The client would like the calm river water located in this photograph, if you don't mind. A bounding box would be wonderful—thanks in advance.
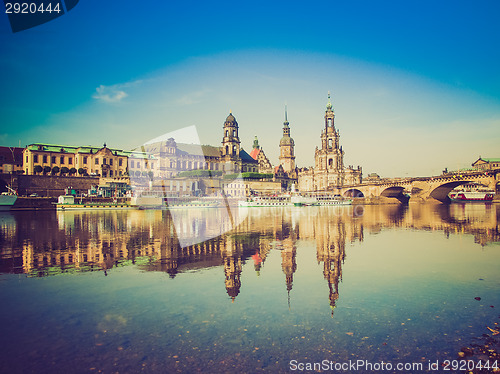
[0,203,499,373]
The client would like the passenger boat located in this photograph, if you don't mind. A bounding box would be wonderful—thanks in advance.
[449,191,494,202]
[238,196,294,207]
[164,197,221,209]
[238,194,352,207]
[314,195,353,206]
[0,186,18,211]
[56,195,135,210]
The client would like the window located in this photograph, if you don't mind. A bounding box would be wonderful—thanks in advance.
[83,156,88,164]
[119,159,122,166]
[110,159,113,166]
[34,155,38,162]
[130,160,134,168]
[51,156,56,163]
[43,155,47,163]
[60,156,64,164]
[69,158,73,164]
[25,156,28,163]
[95,158,99,165]
[103,158,106,165]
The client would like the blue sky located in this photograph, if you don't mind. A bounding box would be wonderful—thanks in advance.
[1,0,499,177]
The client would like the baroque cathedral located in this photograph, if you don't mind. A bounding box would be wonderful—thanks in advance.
[297,93,362,192]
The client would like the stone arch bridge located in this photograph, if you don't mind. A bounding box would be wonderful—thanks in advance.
[337,171,499,204]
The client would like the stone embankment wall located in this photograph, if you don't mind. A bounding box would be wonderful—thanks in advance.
[15,175,100,197]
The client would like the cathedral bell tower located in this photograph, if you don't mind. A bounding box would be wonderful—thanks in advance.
[279,106,295,174]
[316,92,344,173]
[221,111,241,161]
[322,92,340,151]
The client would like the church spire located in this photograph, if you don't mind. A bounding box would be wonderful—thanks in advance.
[253,135,260,149]
[326,91,333,110]
[283,105,290,136]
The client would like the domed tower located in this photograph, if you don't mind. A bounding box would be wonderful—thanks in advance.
[221,111,240,161]
[279,106,296,174]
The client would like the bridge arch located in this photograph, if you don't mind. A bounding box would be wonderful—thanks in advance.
[380,186,406,198]
[428,181,484,203]
[344,188,364,198]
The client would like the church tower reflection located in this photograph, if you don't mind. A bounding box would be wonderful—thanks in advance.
[280,237,297,309]
[313,210,347,316]
[221,236,243,302]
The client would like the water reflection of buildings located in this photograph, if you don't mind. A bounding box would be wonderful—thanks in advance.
[0,204,499,310]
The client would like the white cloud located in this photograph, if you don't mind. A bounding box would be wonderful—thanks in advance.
[92,84,128,103]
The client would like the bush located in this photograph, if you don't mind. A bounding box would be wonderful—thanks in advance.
[60,167,70,175]
[34,165,43,174]
[177,170,223,178]
[78,168,85,175]
[43,166,51,175]
[51,166,60,175]
[69,167,77,175]
[223,172,273,180]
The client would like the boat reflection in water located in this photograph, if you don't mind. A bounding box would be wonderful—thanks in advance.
[0,203,499,373]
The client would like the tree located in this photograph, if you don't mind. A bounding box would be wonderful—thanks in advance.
[78,168,85,176]
[69,167,77,176]
[134,170,141,177]
[147,171,154,180]
[43,166,51,175]
[34,165,43,174]
[51,166,60,175]
[60,167,70,175]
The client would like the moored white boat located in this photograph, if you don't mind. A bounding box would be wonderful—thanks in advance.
[449,191,494,202]
[314,195,353,206]
[56,195,135,210]
[0,193,17,211]
[0,186,18,211]
[238,196,294,207]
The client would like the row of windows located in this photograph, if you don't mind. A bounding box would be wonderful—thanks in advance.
[97,157,123,166]
[129,160,154,169]
[30,154,124,167]
[32,154,74,165]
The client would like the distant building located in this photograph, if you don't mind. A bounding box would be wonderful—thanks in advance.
[143,112,259,180]
[364,173,381,182]
[472,157,500,171]
[23,143,151,178]
[298,93,362,192]
[249,136,273,174]
[0,146,24,174]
